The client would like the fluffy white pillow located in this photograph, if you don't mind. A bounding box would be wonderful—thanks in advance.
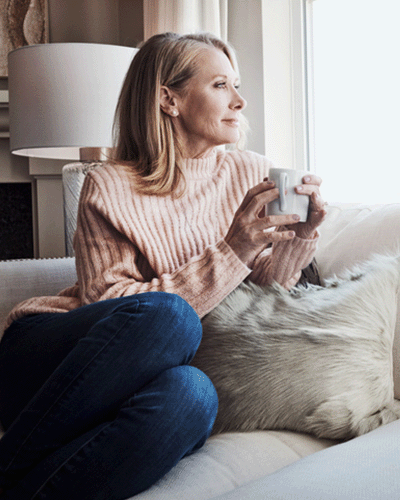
[193,254,400,440]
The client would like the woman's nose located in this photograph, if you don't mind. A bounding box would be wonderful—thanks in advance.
[231,89,247,111]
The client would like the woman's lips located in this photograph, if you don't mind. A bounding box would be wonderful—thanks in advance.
[223,119,240,127]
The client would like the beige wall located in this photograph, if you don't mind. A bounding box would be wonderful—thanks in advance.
[48,0,143,47]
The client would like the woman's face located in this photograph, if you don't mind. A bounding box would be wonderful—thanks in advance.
[171,47,247,158]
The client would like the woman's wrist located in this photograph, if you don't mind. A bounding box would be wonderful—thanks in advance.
[294,228,319,240]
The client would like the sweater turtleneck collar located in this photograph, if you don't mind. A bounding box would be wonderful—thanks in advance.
[182,149,221,180]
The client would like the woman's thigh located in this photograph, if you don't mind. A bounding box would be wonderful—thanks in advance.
[0,299,133,429]
[0,292,201,429]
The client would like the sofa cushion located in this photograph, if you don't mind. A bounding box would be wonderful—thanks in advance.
[316,203,400,399]
[316,203,400,280]
[132,430,336,500]
[211,419,400,500]
[0,258,77,334]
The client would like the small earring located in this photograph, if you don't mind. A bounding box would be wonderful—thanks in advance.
[171,110,178,116]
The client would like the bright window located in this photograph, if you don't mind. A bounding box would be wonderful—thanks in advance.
[312,0,400,204]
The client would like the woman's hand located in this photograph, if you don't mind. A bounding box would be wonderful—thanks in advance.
[224,180,301,268]
[285,174,327,239]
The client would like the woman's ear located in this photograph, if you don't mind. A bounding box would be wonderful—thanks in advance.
[159,86,179,117]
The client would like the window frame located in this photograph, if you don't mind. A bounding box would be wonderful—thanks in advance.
[260,0,315,172]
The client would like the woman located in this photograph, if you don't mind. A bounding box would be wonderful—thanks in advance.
[0,32,325,499]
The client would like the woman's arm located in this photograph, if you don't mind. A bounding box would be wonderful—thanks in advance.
[74,173,251,318]
[220,158,326,289]
[222,168,324,289]
[244,167,326,288]
[249,232,319,288]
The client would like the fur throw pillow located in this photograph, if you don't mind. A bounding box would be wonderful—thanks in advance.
[192,254,400,440]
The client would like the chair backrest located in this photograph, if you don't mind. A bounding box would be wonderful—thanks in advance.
[62,162,102,256]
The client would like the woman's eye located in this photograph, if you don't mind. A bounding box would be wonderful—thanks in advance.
[214,82,240,90]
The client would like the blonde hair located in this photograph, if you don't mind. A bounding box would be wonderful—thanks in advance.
[112,32,245,196]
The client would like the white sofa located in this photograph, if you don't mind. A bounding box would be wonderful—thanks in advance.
[2,202,400,499]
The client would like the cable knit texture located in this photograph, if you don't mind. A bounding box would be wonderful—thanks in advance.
[4,150,318,331]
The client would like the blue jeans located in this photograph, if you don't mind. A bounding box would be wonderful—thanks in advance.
[0,292,218,499]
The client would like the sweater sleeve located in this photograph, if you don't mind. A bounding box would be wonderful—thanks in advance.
[249,231,319,289]
[74,174,251,318]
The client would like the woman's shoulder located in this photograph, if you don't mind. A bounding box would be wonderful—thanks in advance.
[84,161,131,181]
[82,162,137,194]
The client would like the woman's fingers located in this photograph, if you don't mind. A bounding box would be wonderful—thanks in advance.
[308,192,327,223]
[254,213,301,230]
[239,180,277,215]
[309,191,326,211]
[285,191,327,239]
[301,174,323,187]
[295,175,326,216]
[295,183,320,199]
[225,178,314,267]
[295,174,323,201]
[259,227,296,243]
[296,185,325,212]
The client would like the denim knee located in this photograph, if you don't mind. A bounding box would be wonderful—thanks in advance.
[164,365,218,444]
[117,292,202,360]
[143,292,201,336]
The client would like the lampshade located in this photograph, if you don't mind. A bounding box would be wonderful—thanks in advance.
[8,43,138,160]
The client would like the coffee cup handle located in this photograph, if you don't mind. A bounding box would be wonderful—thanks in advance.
[279,172,287,212]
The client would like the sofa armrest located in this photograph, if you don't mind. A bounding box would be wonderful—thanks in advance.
[0,257,77,333]
[316,203,400,281]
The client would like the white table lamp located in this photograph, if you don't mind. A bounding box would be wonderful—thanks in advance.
[8,43,138,255]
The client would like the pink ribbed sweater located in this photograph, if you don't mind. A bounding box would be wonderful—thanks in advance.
[5,150,318,331]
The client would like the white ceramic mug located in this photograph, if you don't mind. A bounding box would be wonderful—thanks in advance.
[266,168,310,222]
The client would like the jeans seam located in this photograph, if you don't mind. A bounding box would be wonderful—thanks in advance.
[31,422,112,500]
[4,311,136,474]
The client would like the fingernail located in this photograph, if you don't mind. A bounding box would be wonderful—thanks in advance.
[267,180,275,186]
[296,186,303,192]
[304,176,311,182]
[292,214,300,221]
[289,231,295,238]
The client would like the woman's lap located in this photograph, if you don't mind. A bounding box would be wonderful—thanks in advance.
[0,292,217,498]
[3,366,217,500]
[0,292,201,429]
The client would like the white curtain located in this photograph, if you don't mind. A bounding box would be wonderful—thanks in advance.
[143,0,227,41]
